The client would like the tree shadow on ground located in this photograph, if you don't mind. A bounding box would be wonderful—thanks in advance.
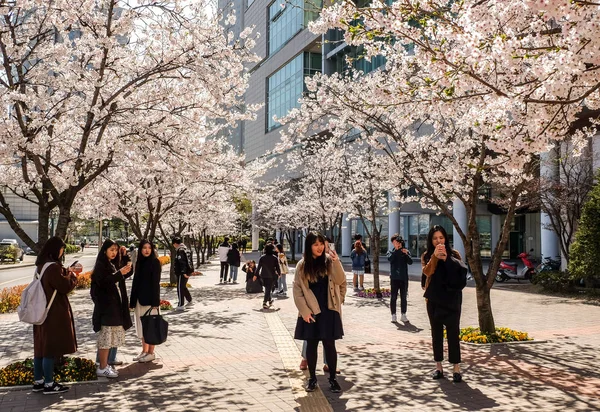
[393,321,424,333]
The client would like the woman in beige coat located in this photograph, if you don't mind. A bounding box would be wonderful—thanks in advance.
[293,231,346,394]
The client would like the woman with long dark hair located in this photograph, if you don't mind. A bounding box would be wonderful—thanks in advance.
[293,231,346,393]
[421,225,467,383]
[129,240,162,363]
[32,236,78,395]
[91,239,133,378]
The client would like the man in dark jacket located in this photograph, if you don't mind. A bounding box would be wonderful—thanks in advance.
[255,244,281,309]
[387,234,413,323]
[172,237,194,311]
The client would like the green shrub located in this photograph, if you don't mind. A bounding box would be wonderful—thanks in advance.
[569,173,600,287]
[0,244,19,262]
[531,270,574,292]
[65,244,80,254]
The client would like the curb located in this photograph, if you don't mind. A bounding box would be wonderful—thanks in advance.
[0,263,35,272]
[0,377,108,392]
[461,339,549,347]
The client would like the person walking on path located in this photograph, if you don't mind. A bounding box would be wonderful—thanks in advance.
[172,236,194,310]
[91,239,133,379]
[129,240,161,363]
[293,231,345,394]
[276,243,289,296]
[32,237,79,395]
[388,234,413,323]
[350,240,367,291]
[421,225,467,383]
[254,243,281,309]
[218,237,231,283]
[227,242,242,283]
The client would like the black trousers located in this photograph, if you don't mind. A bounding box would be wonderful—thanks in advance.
[426,300,461,364]
[177,274,192,307]
[306,339,337,380]
[390,279,408,315]
[220,262,229,281]
[263,278,274,304]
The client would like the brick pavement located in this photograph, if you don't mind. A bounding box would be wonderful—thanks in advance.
[1,256,600,411]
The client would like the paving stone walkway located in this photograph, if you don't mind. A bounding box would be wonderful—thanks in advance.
[1,255,600,411]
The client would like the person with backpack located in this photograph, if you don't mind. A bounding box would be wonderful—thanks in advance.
[226,242,242,283]
[218,237,231,283]
[129,240,161,363]
[254,244,281,309]
[91,239,133,379]
[172,236,194,310]
[31,236,78,395]
[421,225,467,383]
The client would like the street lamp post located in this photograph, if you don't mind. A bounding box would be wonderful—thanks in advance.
[49,209,58,237]
[123,221,129,243]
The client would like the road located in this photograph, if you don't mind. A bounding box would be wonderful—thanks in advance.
[0,248,99,289]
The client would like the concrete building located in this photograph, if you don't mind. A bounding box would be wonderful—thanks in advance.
[0,190,39,246]
[220,0,599,262]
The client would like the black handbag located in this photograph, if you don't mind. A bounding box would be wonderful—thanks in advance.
[364,255,371,274]
[141,308,169,345]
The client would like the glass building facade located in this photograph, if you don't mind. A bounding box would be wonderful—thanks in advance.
[266,51,321,132]
[268,0,322,56]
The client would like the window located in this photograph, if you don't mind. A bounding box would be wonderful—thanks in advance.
[268,0,323,56]
[266,52,321,132]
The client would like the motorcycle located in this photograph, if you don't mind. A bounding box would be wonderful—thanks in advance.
[496,251,536,283]
[536,256,561,273]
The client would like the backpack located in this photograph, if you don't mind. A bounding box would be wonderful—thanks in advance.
[17,262,57,325]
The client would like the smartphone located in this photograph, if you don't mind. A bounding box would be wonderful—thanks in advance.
[328,243,335,253]
[69,260,79,267]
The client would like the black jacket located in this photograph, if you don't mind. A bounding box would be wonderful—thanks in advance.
[256,254,281,279]
[174,245,193,276]
[91,260,133,332]
[387,248,413,281]
[423,256,467,311]
[227,248,241,267]
[129,257,161,308]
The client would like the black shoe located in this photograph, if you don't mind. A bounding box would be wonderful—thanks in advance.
[305,378,318,392]
[452,372,462,383]
[432,370,444,380]
[263,303,269,309]
[269,300,274,306]
[32,382,44,392]
[328,378,342,393]
[43,382,69,395]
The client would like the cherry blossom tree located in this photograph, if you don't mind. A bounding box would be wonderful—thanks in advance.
[0,0,259,252]
[279,0,599,332]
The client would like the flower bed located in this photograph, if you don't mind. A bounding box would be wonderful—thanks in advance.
[0,284,27,314]
[75,271,92,289]
[160,282,191,288]
[0,357,96,387]
[459,326,532,344]
[355,288,391,298]
[160,299,173,310]
[158,256,170,266]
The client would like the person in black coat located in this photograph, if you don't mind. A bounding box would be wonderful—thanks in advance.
[387,234,413,323]
[129,240,162,363]
[91,239,133,378]
[226,242,242,283]
[421,225,467,383]
[243,260,262,293]
[172,236,194,309]
[255,244,281,309]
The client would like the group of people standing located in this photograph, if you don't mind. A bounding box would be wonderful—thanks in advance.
[30,236,164,394]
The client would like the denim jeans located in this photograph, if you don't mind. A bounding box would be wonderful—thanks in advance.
[96,347,118,364]
[278,274,287,292]
[230,265,239,282]
[33,357,54,383]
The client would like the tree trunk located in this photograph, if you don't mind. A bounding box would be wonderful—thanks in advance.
[475,284,495,333]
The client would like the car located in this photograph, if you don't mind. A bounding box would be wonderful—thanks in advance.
[25,247,37,256]
[0,239,25,262]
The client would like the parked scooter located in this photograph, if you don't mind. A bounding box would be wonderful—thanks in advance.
[496,250,536,282]
[536,256,561,273]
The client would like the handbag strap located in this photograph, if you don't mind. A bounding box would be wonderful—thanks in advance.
[143,307,160,316]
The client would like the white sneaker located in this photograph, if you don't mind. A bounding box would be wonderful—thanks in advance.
[139,353,156,363]
[391,314,397,322]
[174,305,185,311]
[186,301,194,307]
[97,367,118,378]
[401,313,409,323]
[109,365,119,376]
[133,352,147,361]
